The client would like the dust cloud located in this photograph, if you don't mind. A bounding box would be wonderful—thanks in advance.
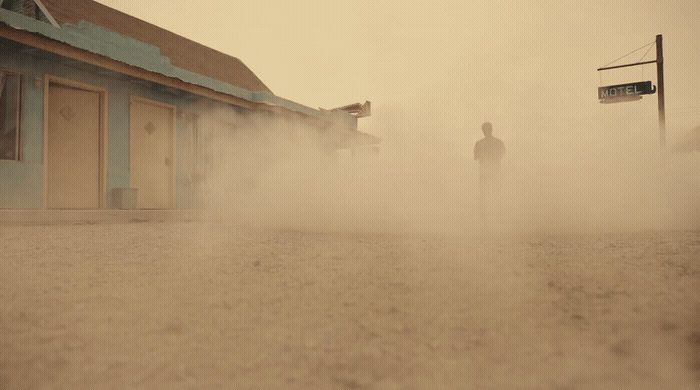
[195,101,698,236]
[198,106,401,234]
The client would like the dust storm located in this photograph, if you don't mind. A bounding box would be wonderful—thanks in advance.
[195,100,698,236]
[1,0,699,389]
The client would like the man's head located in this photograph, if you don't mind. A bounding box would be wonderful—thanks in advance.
[481,122,493,136]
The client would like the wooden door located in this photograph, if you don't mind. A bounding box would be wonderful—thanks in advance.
[130,96,175,209]
[47,83,101,209]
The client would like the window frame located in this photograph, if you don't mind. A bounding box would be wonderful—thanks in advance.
[0,68,23,162]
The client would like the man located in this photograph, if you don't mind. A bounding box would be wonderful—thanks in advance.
[474,122,505,226]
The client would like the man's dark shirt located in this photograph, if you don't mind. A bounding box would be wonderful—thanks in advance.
[474,136,505,184]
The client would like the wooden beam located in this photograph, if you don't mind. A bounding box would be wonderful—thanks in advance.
[597,60,656,71]
[32,0,60,28]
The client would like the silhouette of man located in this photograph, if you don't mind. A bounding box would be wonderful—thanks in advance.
[474,122,505,227]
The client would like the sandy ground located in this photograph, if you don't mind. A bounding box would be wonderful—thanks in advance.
[0,221,698,390]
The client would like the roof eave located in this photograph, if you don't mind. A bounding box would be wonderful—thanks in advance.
[0,9,355,127]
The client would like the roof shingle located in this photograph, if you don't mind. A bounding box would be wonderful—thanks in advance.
[40,0,272,93]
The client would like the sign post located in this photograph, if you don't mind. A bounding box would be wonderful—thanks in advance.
[597,35,666,149]
[656,34,666,149]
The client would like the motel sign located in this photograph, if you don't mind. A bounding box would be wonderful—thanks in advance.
[598,81,656,102]
[597,35,666,148]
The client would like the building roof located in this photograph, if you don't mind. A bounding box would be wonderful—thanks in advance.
[40,0,272,94]
[0,1,359,130]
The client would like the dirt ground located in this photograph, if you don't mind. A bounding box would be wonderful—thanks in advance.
[0,221,698,390]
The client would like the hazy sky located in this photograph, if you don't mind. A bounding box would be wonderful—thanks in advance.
[93,0,698,143]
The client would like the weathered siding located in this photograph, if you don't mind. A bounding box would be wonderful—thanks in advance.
[0,41,215,209]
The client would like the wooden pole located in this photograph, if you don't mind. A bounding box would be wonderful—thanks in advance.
[656,34,666,149]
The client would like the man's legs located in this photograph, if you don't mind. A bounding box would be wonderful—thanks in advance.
[479,174,492,233]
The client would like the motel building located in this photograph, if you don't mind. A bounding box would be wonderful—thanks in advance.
[0,0,373,216]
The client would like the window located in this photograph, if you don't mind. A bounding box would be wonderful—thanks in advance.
[0,69,21,161]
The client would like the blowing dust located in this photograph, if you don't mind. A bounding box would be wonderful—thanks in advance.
[198,103,698,236]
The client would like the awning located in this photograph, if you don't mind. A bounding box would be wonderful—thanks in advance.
[0,8,355,126]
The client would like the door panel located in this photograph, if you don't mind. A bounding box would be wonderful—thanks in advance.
[130,97,174,209]
[47,84,101,209]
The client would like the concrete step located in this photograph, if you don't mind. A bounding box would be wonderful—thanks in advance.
[0,209,204,225]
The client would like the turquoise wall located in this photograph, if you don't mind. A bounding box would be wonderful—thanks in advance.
[0,43,43,209]
[0,42,210,209]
